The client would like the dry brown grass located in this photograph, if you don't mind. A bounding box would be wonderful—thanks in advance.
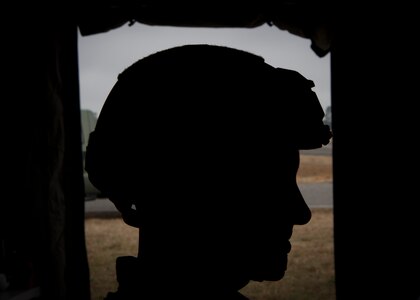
[85,154,335,300]
[239,208,335,300]
[85,218,138,298]
[297,155,332,183]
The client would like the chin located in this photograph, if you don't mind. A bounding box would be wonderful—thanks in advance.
[251,265,288,282]
[268,271,286,281]
[250,253,289,282]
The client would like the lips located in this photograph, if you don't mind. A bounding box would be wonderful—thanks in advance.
[285,240,292,253]
[246,238,292,282]
[250,254,289,282]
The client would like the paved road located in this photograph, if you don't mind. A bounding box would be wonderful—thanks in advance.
[85,198,119,217]
[300,143,332,156]
[85,144,333,216]
[85,182,332,217]
[298,182,332,208]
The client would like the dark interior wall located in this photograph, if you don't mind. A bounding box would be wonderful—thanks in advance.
[2,9,90,300]
[2,4,419,300]
[59,20,92,300]
[331,6,420,299]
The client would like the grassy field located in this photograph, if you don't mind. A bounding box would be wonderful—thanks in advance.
[240,208,335,300]
[85,154,335,299]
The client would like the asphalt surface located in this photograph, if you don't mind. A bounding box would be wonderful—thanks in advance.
[85,181,332,217]
[299,144,333,208]
[85,197,120,218]
[85,145,333,217]
[299,182,332,208]
[300,143,332,156]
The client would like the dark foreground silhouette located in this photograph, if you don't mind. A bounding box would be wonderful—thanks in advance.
[85,44,332,299]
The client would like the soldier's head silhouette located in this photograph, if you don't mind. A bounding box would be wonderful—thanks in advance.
[85,44,332,299]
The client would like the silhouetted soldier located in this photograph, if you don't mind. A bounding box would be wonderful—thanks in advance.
[85,44,332,300]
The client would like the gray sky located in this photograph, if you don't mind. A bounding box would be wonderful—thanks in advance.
[78,22,330,116]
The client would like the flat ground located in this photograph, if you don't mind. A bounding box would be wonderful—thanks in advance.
[85,153,335,300]
[298,154,332,183]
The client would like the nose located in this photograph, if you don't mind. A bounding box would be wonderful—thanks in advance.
[292,185,312,225]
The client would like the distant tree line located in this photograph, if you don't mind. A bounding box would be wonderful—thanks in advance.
[323,105,331,127]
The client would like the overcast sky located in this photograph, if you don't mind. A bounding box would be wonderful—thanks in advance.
[78,22,331,116]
